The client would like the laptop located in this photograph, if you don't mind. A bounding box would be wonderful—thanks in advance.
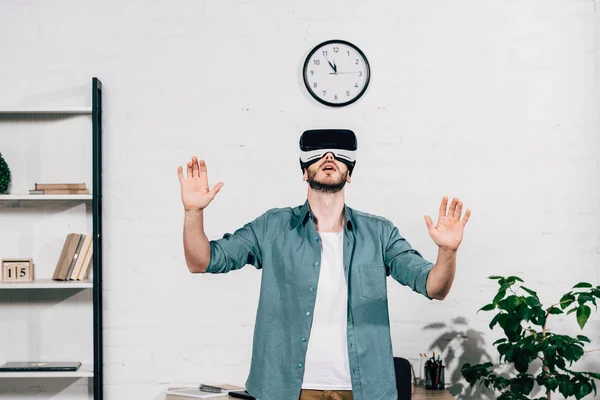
[0,361,81,371]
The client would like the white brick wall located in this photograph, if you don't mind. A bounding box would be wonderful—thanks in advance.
[0,0,598,399]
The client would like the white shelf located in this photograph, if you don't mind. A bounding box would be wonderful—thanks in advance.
[0,194,92,201]
[0,107,92,115]
[0,279,92,289]
[0,363,93,378]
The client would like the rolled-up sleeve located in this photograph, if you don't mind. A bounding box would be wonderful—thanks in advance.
[384,223,434,300]
[205,213,266,274]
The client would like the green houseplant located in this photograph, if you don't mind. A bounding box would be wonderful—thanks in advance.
[0,152,10,194]
[461,275,600,400]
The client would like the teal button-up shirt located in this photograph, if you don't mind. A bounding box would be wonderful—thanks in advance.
[205,200,434,400]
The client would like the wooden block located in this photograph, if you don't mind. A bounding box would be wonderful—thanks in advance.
[2,263,17,280]
[2,259,34,281]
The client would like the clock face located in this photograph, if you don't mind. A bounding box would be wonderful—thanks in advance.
[303,39,370,107]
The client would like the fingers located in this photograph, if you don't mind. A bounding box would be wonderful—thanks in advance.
[461,209,471,226]
[210,182,224,197]
[455,200,463,219]
[187,160,193,180]
[192,156,200,178]
[199,159,208,185]
[177,165,184,183]
[182,157,205,181]
[448,197,459,218]
[440,196,466,220]
[439,196,448,219]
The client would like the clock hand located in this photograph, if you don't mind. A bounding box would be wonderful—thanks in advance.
[327,60,336,73]
[328,71,361,75]
[333,60,337,73]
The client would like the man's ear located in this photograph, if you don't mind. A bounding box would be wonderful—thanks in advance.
[303,168,307,181]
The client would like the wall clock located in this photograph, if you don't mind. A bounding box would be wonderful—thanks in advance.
[303,39,371,107]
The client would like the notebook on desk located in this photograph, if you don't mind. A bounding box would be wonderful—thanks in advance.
[0,361,81,371]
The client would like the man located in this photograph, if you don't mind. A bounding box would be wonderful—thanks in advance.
[178,129,471,400]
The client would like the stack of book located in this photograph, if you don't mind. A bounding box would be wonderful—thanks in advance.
[52,233,93,281]
[29,183,89,195]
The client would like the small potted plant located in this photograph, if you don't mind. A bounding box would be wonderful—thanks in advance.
[0,152,10,194]
[461,275,600,399]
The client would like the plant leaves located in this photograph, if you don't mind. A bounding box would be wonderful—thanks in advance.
[572,282,592,289]
[576,305,591,329]
[587,372,600,380]
[506,275,524,283]
[488,275,504,280]
[577,293,594,305]
[479,303,495,312]
[547,306,563,315]
[576,334,590,343]
[520,286,538,298]
[489,313,502,330]
[560,293,575,310]
[493,288,507,305]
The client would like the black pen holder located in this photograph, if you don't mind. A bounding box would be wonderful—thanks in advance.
[424,364,445,390]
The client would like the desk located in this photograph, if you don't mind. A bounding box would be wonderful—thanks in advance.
[166,386,454,399]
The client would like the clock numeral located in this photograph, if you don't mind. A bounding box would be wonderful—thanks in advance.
[313,59,320,65]
[334,94,338,100]
[347,51,350,56]
[322,90,326,96]
[322,50,327,56]
[359,71,363,77]
[333,47,339,53]
[346,91,350,96]
[355,83,359,88]
[355,59,359,64]
[310,70,314,75]
[313,82,318,88]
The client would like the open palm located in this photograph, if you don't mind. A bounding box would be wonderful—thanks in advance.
[425,196,471,251]
[177,156,224,212]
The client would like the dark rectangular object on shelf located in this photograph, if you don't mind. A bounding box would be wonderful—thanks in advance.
[0,361,81,372]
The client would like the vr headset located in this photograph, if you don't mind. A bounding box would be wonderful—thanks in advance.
[299,129,357,176]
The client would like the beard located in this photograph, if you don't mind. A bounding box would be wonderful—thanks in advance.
[306,168,348,194]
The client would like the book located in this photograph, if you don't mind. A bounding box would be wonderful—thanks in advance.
[52,234,76,280]
[76,241,93,280]
[53,234,81,281]
[35,183,86,190]
[70,235,92,280]
[65,234,86,280]
[29,189,89,194]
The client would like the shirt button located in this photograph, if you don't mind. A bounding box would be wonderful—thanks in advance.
[314,261,319,266]
[315,236,319,241]
[306,312,311,317]
[301,337,307,342]
[298,363,303,369]
[309,286,315,292]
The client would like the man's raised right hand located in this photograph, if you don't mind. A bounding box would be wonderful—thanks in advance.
[177,156,224,212]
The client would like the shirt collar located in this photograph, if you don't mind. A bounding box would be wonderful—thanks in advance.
[292,199,354,231]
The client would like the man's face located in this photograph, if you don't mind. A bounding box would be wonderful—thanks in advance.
[303,154,351,193]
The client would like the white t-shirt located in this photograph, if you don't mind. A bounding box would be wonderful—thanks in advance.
[301,230,352,390]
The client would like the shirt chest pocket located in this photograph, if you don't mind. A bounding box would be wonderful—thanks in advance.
[358,265,387,300]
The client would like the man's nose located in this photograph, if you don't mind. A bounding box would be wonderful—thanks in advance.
[323,152,335,160]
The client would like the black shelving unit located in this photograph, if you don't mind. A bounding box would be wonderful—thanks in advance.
[92,76,104,400]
